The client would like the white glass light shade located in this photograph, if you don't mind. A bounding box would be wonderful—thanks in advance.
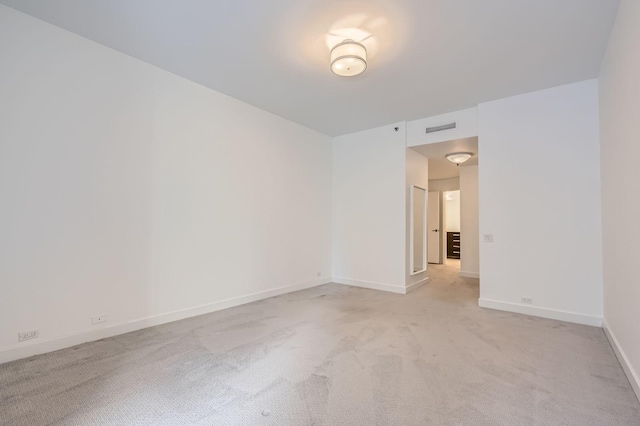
[445,152,474,164]
[330,39,367,77]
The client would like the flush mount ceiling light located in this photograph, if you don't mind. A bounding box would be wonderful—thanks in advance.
[330,39,367,77]
[445,152,474,165]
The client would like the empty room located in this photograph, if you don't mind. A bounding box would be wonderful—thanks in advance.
[1,0,639,425]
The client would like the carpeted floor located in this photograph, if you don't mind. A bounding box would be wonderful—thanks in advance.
[1,262,639,425]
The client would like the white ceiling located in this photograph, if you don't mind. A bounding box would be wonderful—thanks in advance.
[411,137,478,180]
[1,0,619,136]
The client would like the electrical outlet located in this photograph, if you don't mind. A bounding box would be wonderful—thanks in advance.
[91,315,108,325]
[18,330,39,342]
[483,234,494,243]
[521,297,534,305]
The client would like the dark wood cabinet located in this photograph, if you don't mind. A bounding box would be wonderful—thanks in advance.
[447,232,460,259]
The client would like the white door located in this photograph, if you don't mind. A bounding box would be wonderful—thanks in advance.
[427,191,441,264]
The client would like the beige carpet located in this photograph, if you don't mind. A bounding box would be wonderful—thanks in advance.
[1,263,639,425]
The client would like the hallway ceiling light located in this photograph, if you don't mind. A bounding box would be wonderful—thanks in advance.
[330,39,367,77]
[445,152,474,165]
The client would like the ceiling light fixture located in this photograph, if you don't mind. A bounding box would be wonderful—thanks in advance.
[330,39,367,77]
[445,152,474,165]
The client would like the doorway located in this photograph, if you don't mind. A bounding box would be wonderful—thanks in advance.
[409,137,479,278]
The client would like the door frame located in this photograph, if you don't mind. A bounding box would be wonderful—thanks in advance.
[410,185,428,276]
[427,191,444,264]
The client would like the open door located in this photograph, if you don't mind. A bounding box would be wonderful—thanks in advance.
[427,191,442,264]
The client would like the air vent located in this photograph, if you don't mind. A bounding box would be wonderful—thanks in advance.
[425,122,456,134]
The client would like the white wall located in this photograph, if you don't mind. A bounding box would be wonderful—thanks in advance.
[598,0,640,400]
[332,124,407,294]
[478,80,603,326]
[0,5,332,362]
[429,177,460,192]
[407,108,478,147]
[459,167,479,278]
[406,149,430,290]
[151,74,332,311]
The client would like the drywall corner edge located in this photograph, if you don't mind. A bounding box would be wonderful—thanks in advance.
[0,277,331,365]
[478,298,602,327]
[603,319,640,403]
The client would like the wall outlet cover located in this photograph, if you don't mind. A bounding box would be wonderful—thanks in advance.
[18,330,39,342]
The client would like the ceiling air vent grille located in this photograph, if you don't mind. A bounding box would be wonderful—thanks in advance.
[425,122,456,134]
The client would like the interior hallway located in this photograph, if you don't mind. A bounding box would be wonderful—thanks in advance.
[1,266,638,425]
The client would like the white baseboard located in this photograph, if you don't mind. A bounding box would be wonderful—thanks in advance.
[603,319,640,403]
[459,271,480,279]
[0,277,331,364]
[478,298,602,327]
[406,276,430,293]
[332,277,407,294]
